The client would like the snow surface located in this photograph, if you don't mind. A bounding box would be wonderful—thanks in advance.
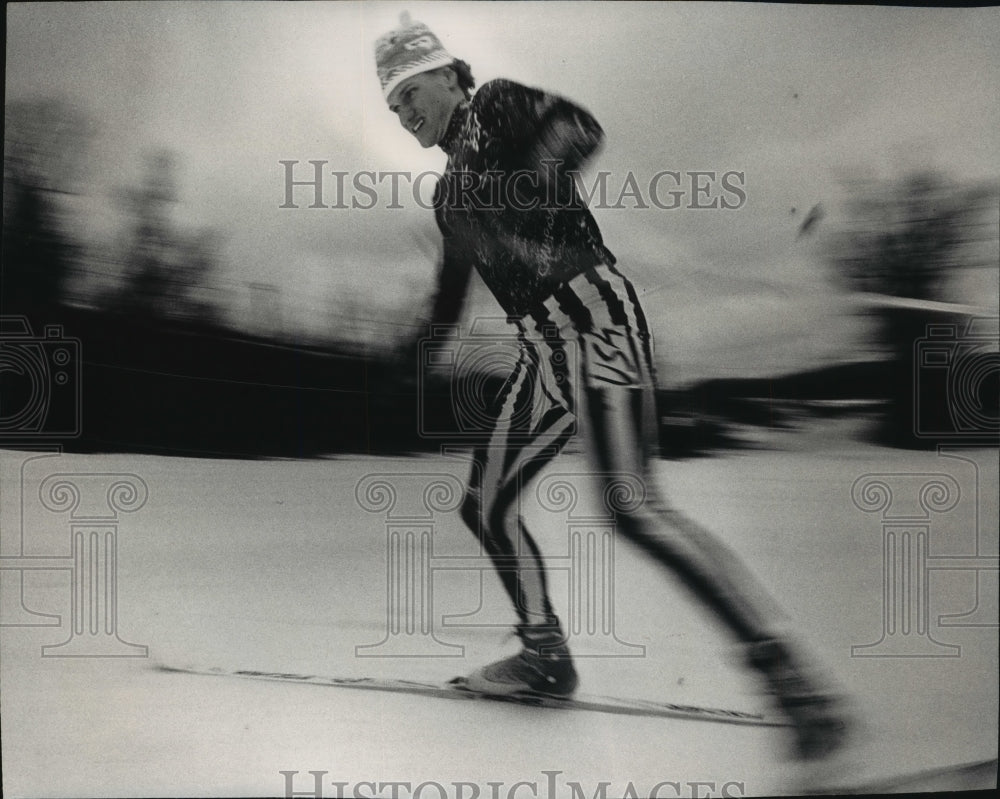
[2,422,997,797]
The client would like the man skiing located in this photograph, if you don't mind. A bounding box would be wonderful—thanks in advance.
[374,13,848,762]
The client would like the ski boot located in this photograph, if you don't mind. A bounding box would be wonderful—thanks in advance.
[457,624,578,697]
[747,637,850,762]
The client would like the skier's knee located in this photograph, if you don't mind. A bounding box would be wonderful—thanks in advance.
[487,498,519,544]
[461,489,482,533]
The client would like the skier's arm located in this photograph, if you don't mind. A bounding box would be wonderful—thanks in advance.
[477,79,605,174]
[395,239,471,372]
[529,92,605,174]
[426,236,473,330]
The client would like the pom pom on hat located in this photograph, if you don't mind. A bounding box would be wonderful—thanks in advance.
[375,12,456,101]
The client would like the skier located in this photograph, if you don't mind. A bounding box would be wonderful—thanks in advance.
[375,13,848,761]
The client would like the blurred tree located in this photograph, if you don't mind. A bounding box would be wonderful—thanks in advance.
[2,97,94,316]
[827,170,998,447]
[829,171,997,301]
[4,96,95,194]
[110,149,178,319]
[174,228,225,328]
[107,149,225,328]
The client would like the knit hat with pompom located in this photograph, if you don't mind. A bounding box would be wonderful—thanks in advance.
[375,12,455,100]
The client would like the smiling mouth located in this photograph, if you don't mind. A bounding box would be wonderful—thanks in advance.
[411,118,424,134]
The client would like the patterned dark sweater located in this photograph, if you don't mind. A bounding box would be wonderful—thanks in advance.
[430,79,616,322]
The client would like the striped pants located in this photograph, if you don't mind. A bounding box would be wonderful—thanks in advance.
[460,264,783,645]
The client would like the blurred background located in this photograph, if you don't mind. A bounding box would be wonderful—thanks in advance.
[3,1,998,458]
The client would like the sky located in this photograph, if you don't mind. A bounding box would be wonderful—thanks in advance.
[5,1,999,383]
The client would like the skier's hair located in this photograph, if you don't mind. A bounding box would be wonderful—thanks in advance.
[446,59,475,98]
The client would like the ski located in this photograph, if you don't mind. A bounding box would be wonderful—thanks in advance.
[155,663,789,728]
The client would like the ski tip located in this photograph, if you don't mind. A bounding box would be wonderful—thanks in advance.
[153,662,217,676]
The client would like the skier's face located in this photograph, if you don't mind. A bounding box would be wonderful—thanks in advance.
[388,69,461,148]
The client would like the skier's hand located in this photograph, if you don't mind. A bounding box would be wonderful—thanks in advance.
[392,318,457,378]
[392,327,424,375]
[529,115,604,177]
